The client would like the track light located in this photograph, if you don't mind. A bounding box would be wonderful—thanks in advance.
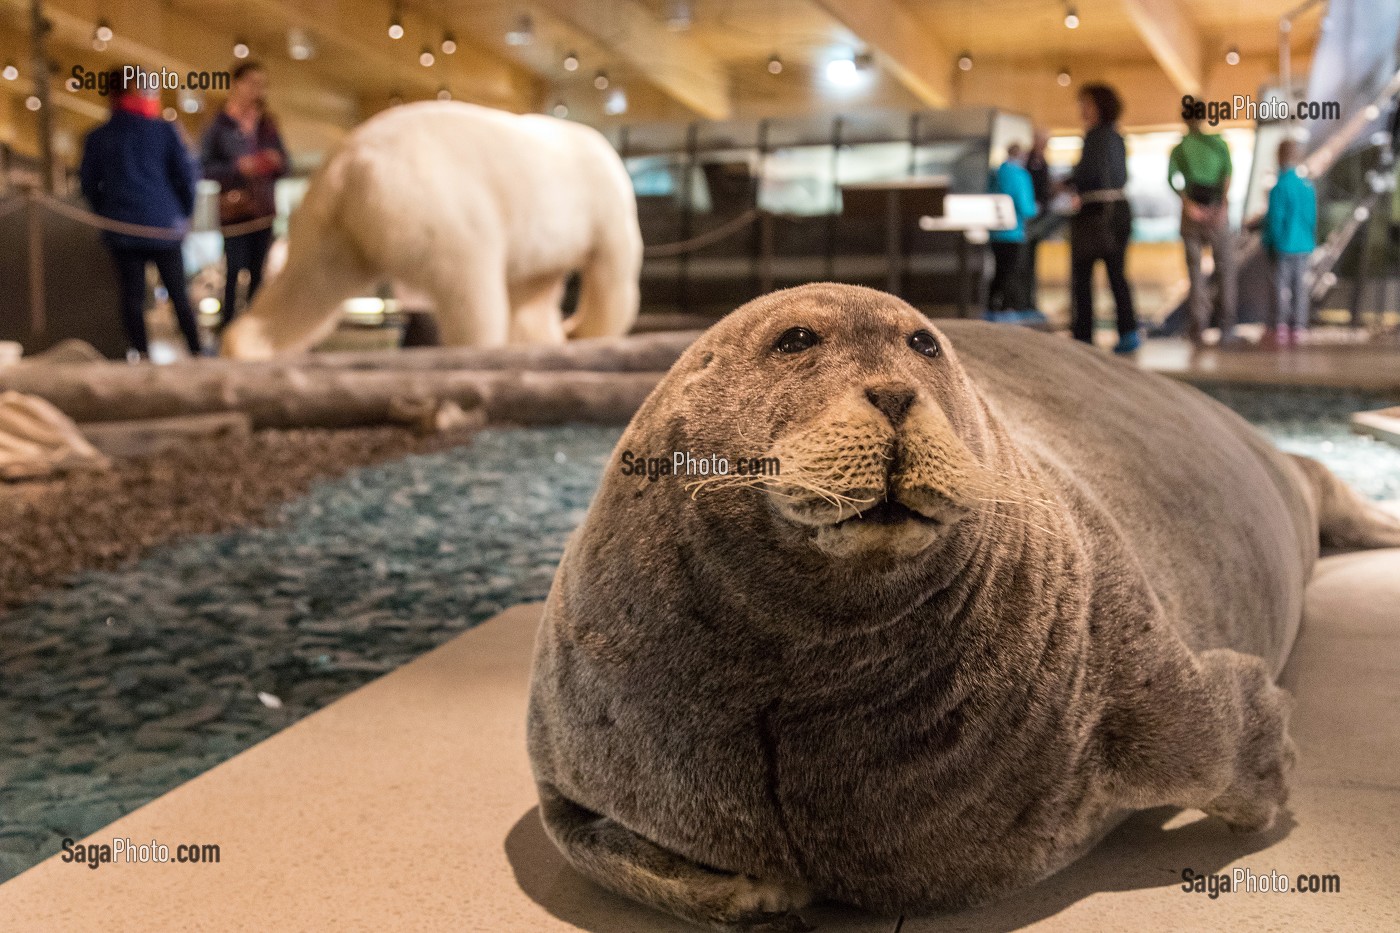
[287,28,315,61]
[388,3,404,40]
[665,0,693,32]
[437,86,452,100]
[826,55,859,87]
[506,14,534,46]
[1064,5,1079,29]
[767,54,783,75]
[1057,67,1072,87]
[25,95,41,111]
[420,47,435,67]
[233,38,250,59]
[604,88,628,115]
[552,100,569,118]
[441,32,457,55]
[94,21,113,43]
[1225,45,1241,66]
[594,69,609,90]
[563,50,580,71]
[2,63,18,82]
[957,51,973,72]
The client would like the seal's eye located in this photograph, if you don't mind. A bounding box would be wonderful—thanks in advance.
[908,330,940,358]
[773,326,821,354]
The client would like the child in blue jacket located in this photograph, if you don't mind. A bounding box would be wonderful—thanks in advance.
[1262,140,1317,347]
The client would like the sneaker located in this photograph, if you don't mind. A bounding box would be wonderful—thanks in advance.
[1113,331,1141,354]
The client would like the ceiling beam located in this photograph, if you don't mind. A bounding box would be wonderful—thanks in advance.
[532,0,731,120]
[1120,0,1204,97]
[811,0,953,108]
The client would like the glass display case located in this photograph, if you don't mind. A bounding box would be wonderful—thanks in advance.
[611,106,1026,316]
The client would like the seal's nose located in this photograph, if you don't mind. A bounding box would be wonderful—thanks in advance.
[865,385,916,427]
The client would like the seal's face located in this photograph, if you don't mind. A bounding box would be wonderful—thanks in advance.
[673,285,994,561]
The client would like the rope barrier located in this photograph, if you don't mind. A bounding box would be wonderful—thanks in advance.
[643,208,762,258]
[31,191,275,239]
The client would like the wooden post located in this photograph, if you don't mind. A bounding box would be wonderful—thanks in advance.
[28,0,55,194]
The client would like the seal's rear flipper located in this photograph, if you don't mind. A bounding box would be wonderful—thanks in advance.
[1290,454,1400,551]
[536,783,812,931]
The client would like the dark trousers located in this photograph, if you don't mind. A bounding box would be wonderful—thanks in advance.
[222,226,274,329]
[988,241,1027,312]
[110,244,201,356]
[1069,202,1137,343]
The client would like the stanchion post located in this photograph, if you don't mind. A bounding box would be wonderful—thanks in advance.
[26,190,46,338]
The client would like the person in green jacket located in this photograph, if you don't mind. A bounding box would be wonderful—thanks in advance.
[1262,139,1318,348]
[1169,118,1238,347]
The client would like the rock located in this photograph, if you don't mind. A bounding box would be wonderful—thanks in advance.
[148,700,228,731]
[132,726,185,752]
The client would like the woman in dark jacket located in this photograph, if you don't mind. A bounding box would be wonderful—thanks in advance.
[1068,83,1139,353]
[80,69,201,358]
[200,61,288,331]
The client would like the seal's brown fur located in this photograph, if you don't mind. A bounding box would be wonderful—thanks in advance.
[527,284,1400,929]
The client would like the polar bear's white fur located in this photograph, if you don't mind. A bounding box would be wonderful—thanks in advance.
[222,102,642,359]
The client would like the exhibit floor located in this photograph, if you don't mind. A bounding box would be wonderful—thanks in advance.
[2,550,1398,932]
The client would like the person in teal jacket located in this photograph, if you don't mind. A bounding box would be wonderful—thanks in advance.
[1262,140,1317,347]
[987,143,1039,314]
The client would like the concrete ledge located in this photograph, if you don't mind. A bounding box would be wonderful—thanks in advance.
[3,552,1399,931]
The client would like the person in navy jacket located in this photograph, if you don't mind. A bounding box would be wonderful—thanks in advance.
[79,68,202,358]
[200,61,288,332]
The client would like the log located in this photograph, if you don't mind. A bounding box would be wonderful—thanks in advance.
[79,412,253,459]
[0,364,663,429]
[304,329,703,372]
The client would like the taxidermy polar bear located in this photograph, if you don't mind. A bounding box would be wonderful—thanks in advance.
[221,102,642,359]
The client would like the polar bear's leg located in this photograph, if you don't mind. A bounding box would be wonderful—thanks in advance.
[509,273,568,345]
[570,227,642,339]
[221,226,375,360]
[424,252,511,348]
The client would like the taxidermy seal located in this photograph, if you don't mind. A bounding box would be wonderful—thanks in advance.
[527,283,1400,929]
[221,101,641,359]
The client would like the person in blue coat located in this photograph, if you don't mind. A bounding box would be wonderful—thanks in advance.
[987,142,1039,314]
[80,69,202,358]
[1261,139,1317,347]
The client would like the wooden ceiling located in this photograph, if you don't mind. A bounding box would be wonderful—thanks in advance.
[0,0,1322,165]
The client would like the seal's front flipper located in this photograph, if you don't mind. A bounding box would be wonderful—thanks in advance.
[538,782,813,931]
[1099,641,1295,834]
